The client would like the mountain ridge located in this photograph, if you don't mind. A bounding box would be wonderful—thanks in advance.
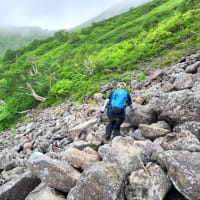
[70,0,152,31]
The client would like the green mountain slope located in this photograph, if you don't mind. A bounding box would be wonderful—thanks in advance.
[0,0,200,130]
[70,0,151,31]
[0,26,54,57]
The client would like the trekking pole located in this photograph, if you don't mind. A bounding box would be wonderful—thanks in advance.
[96,111,103,127]
[97,99,109,126]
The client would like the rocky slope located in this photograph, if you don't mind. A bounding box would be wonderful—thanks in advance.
[0,50,200,200]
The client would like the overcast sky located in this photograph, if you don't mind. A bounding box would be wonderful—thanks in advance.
[0,0,148,30]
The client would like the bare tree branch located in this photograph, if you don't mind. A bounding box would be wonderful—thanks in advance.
[32,64,38,74]
[29,64,38,77]
[26,83,46,102]
[0,99,5,105]
[83,59,94,75]
[18,110,31,114]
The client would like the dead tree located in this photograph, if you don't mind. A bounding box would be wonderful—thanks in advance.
[26,83,46,102]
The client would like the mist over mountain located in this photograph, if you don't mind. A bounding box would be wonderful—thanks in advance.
[0,26,54,57]
[0,0,152,56]
[0,26,53,36]
[71,0,152,31]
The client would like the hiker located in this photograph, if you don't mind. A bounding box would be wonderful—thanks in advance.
[100,82,137,141]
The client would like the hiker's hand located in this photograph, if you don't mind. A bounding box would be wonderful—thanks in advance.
[100,109,105,113]
[131,105,137,111]
[98,110,104,117]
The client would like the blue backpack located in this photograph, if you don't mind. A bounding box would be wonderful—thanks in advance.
[110,89,128,114]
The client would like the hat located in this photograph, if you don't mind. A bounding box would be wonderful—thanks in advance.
[117,82,127,88]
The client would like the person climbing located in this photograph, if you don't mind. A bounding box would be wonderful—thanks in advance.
[100,82,137,141]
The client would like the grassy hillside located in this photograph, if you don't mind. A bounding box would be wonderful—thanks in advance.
[0,0,200,130]
[0,26,54,57]
[70,0,151,31]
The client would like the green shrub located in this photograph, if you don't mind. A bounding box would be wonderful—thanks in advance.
[137,72,147,81]
[50,79,73,96]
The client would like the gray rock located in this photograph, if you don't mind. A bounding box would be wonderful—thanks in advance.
[154,131,200,152]
[25,183,65,200]
[140,83,163,102]
[0,171,40,200]
[27,152,80,192]
[0,167,26,186]
[135,140,164,163]
[67,162,125,200]
[0,150,21,171]
[158,150,200,200]
[60,147,99,169]
[149,90,200,126]
[98,136,143,174]
[126,104,156,128]
[99,80,118,93]
[149,69,164,81]
[66,140,91,150]
[173,121,200,140]
[67,118,97,141]
[129,128,146,140]
[153,121,171,130]
[185,61,200,73]
[25,122,36,134]
[125,163,171,200]
[173,72,195,90]
[139,123,170,140]
[192,83,200,94]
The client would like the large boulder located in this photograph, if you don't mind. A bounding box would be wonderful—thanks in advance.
[0,149,23,171]
[139,84,163,102]
[67,162,125,200]
[98,136,143,174]
[67,118,97,141]
[185,61,200,73]
[0,171,40,200]
[134,140,164,163]
[139,123,170,140]
[154,131,200,152]
[66,140,92,150]
[25,183,65,200]
[173,121,200,140]
[125,163,171,200]
[27,152,80,193]
[60,147,99,170]
[173,72,196,90]
[126,105,156,128]
[149,89,200,126]
[157,150,200,200]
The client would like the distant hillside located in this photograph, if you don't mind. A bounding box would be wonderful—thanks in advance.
[0,26,54,57]
[0,0,200,130]
[71,0,152,31]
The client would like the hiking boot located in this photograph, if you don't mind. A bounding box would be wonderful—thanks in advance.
[105,135,111,141]
[101,135,110,144]
[103,138,109,144]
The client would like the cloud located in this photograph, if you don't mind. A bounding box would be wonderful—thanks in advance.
[0,0,150,30]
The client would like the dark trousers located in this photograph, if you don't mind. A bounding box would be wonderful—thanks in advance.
[105,110,125,140]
